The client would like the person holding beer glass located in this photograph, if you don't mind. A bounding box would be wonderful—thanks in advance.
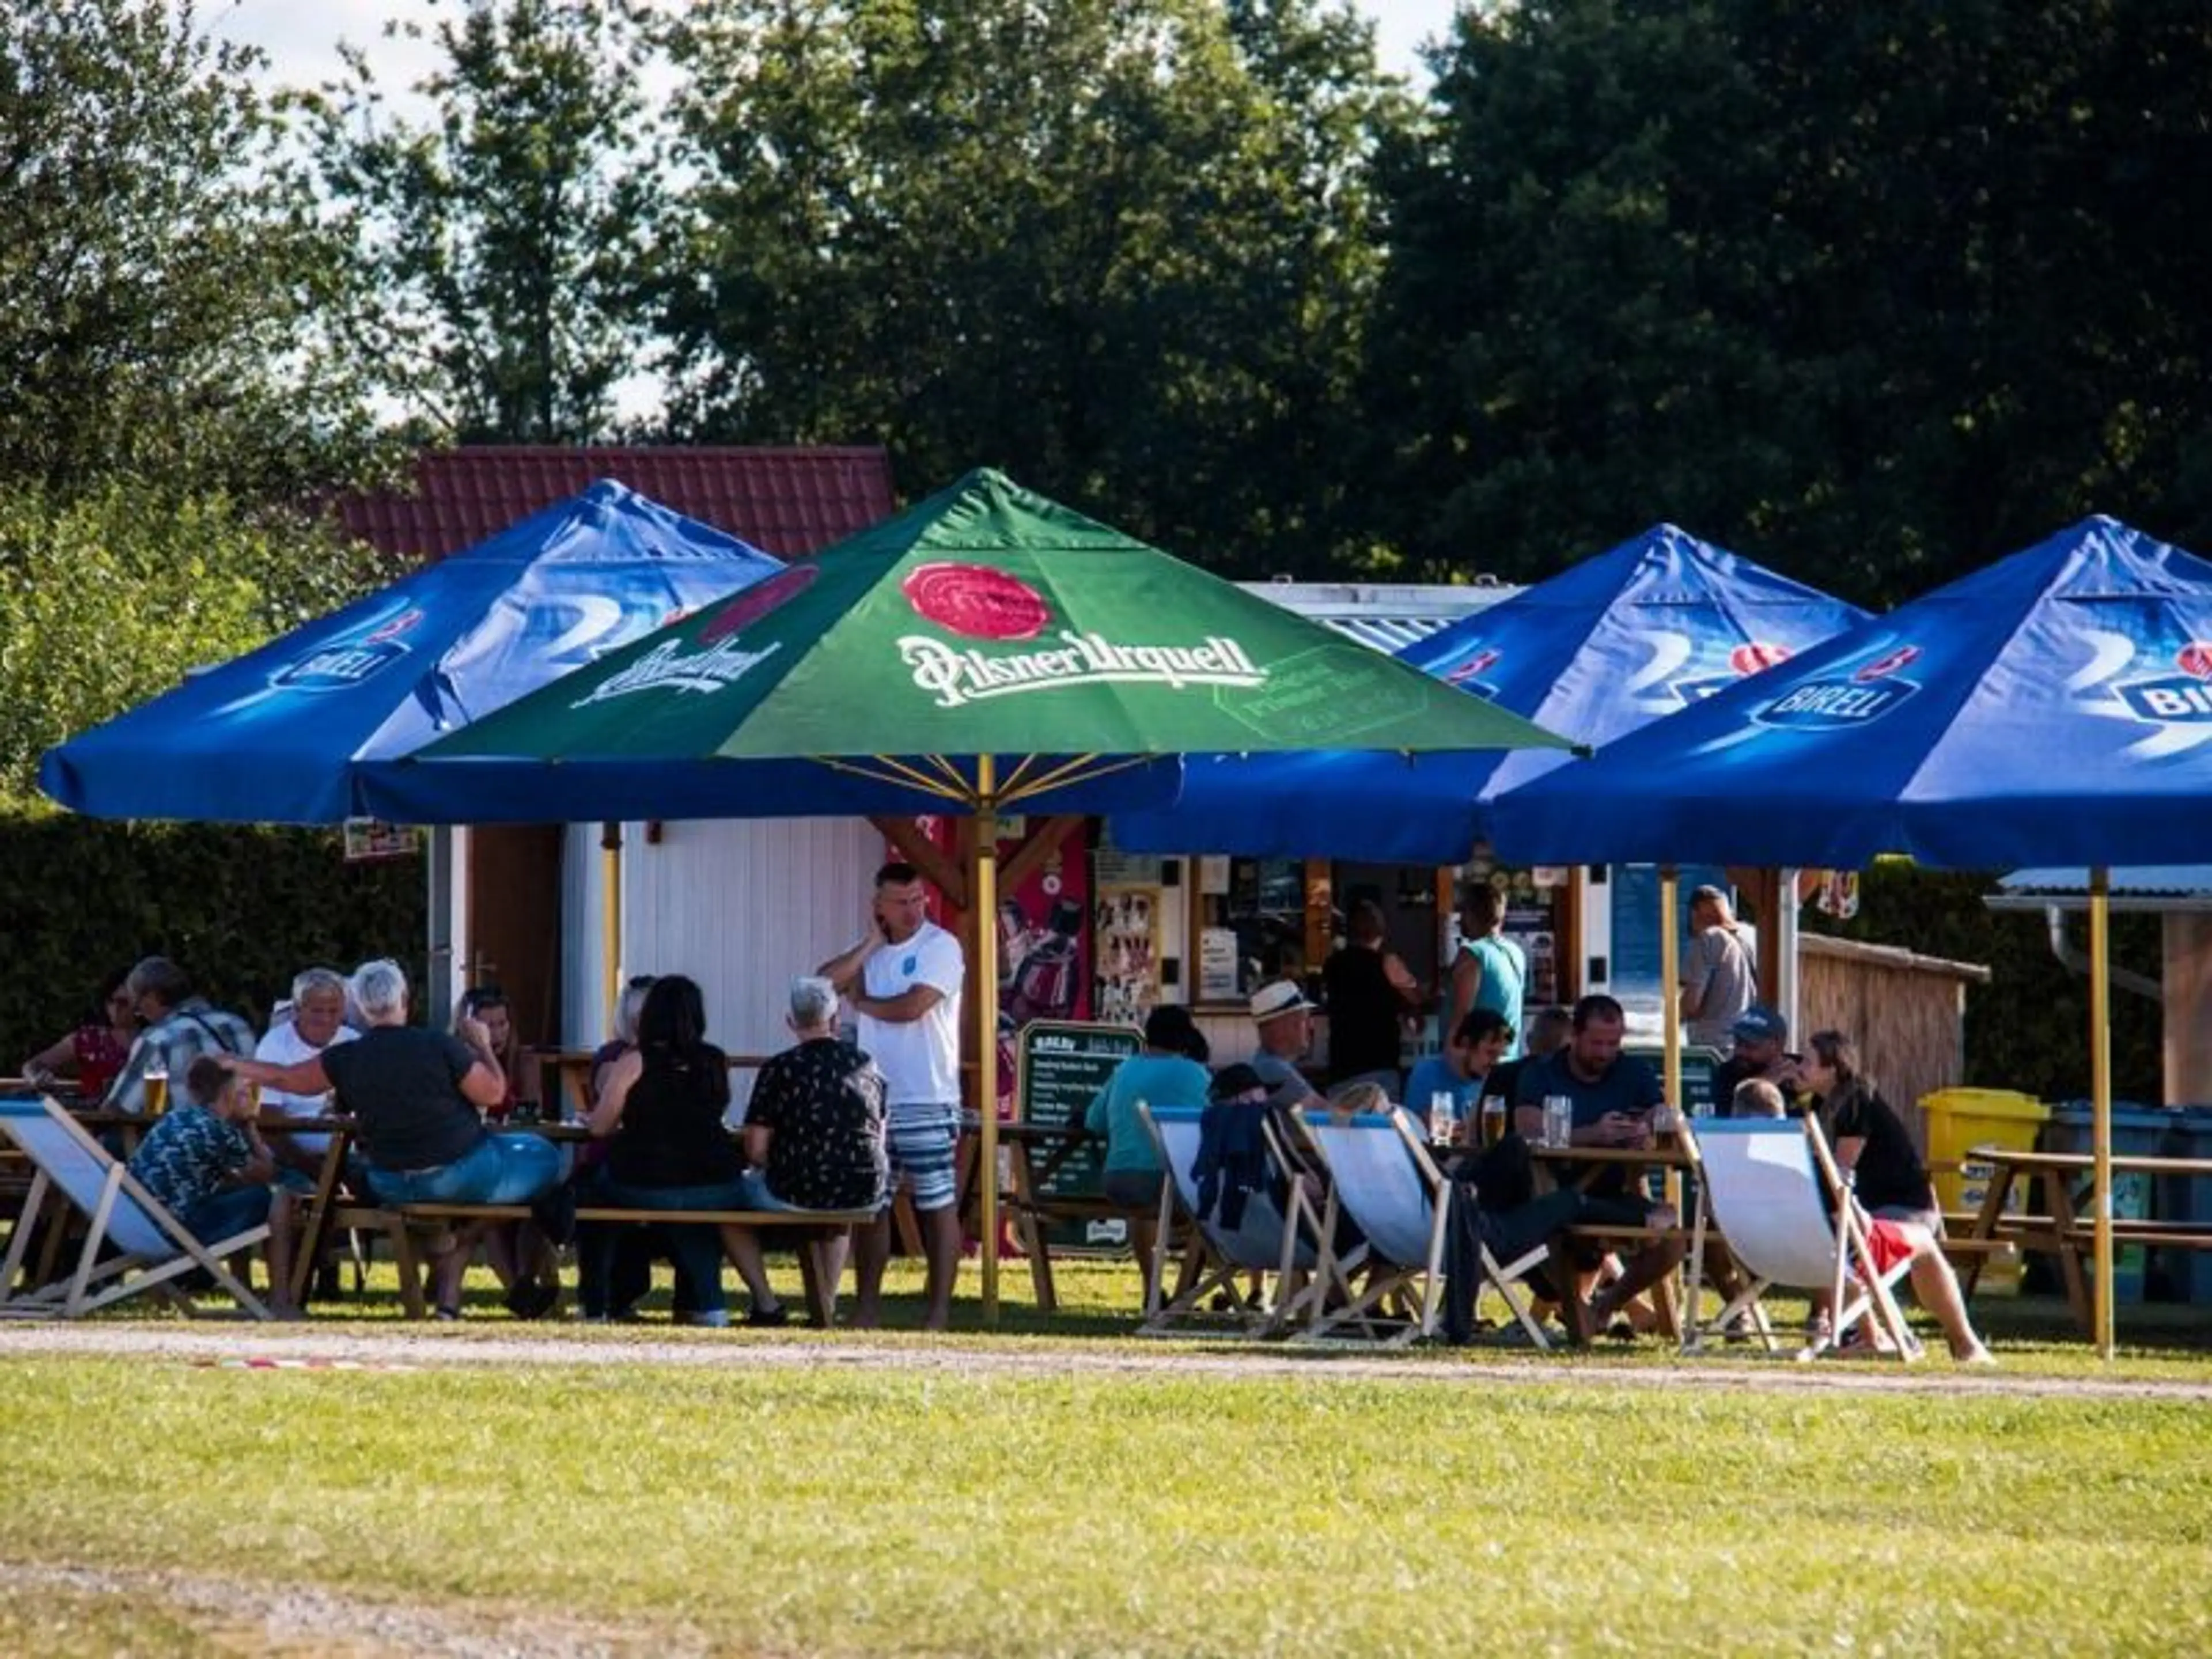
[1403,1008,1513,1145]
[100,956,256,1116]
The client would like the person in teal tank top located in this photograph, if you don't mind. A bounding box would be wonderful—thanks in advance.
[1448,884,1527,1059]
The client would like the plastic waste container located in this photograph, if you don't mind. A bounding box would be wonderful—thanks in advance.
[2161,1105,2212,1306]
[2041,1101,2176,1304]
[1919,1089,2050,1295]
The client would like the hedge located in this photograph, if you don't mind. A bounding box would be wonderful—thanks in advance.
[1,812,425,1069]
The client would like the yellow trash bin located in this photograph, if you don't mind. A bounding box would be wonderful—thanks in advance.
[1919,1088,2051,1295]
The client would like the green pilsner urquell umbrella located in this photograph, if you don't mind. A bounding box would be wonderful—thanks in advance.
[420,468,1581,1319]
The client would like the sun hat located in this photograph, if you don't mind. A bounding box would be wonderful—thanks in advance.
[1248,979,1313,1024]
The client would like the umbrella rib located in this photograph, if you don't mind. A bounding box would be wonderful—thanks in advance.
[816,755,972,804]
[923,753,974,793]
[995,753,1040,797]
[999,753,1153,809]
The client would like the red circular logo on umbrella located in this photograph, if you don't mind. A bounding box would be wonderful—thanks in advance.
[1730,641,1791,675]
[902,563,1051,641]
[699,565,819,644]
[1853,643,1922,683]
[1444,647,1500,686]
[2179,642,2212,680]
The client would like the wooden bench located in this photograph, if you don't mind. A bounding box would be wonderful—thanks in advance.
[311,1198,875,1323]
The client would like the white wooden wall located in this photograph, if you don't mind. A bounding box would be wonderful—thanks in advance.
[561,817,883,1113]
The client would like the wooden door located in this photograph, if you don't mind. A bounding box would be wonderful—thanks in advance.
[464,824,564,1050]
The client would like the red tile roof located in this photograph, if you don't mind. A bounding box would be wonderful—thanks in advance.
[332,446,897,561]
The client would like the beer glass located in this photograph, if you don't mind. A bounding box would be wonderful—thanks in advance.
[1479,1093,1508,1147]
[1429,1092,1455,1145]
[143,1063,169,1116]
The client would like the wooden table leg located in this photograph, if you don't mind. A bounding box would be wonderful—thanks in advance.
[288,1131,351,1306]
[1009,1140,1056,1313]
[1959,1156,2017,1298]
[2047,1169,2094,1334]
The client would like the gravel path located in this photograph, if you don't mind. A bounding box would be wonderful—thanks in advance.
[9,1321,2210,1401]
[4,1560,704,1658]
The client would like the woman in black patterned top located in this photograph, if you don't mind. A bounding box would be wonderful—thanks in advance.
[727,976,889,1323]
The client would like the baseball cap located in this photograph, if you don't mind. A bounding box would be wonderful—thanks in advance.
[1733,1004,1787,1043]
[1248,980,1313,1024]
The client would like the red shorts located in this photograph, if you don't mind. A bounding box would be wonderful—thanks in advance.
[1863,1217,1916,1275]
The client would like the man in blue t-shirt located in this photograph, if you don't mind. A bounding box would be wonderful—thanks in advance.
[1404,1008,1512,1135]
[1510,994,1684,1339]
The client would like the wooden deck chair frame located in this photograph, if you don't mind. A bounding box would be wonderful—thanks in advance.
[0,1091,271,1320]
[1135,1103,1325,1338]
[1680,1113,1919,1361]
[1293,1111,1456,1349]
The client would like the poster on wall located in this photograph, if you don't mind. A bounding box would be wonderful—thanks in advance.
[1094,886,1162,1024]
[899,816,1093,1115]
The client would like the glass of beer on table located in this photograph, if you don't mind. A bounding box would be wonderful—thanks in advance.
[143,1062,169,1115]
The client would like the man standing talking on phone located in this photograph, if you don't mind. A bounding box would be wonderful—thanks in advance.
[817,862,965,1331]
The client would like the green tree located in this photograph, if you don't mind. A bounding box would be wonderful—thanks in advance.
[651,0,1407,575]
[0,0,384,501]
[304,0,661,443]
[1374,1,2212,601]
[0,483,387,808]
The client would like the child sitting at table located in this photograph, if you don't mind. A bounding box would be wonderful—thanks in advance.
[126,1056,302,1319]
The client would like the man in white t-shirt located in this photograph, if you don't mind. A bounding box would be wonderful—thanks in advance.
[253,967,359,1188]
[817,861,965,1330]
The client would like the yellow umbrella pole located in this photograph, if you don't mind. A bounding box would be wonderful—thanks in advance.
[1660,867,1683,1213]
[601,821,623,1036]
[2090,865,2115,1359]
[974,757,1002,1327]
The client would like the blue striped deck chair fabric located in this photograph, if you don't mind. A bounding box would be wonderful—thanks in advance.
[1136,1103,1322,1336]
[1295,1110,1453,1348]
[1681,1115,1918,1361]
[0,1090,272,1320]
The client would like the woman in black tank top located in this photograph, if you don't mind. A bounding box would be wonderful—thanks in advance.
[587,976,779,1327]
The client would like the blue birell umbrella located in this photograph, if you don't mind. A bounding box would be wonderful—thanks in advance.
[1487,514,2212,1359]
[1486,516,2212,871]
[38,481,783,824]
[1109,524,1866,861]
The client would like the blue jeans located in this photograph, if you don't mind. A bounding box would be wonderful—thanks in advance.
[733,1168,804,1214]
[590,1180,745,1321]
[366,1134,562,1207]
[175,1184,272,1248]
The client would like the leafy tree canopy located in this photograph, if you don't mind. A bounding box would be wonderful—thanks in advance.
[300,0,661,444]
[0,0,388,502]
[650,0,1411,576]
[1376,0,2212,603]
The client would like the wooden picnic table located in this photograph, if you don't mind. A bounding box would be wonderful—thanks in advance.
[1957,1146,2212,1333]
[1528,1139,1701,1339]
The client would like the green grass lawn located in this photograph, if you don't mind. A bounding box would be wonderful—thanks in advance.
[1,1347,2206,1656]
[4,1255,2211,1654]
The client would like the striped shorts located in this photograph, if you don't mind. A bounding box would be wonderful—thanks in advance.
[884,1103,960,1213]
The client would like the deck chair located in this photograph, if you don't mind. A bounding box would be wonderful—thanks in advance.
[1286,1112,1438,1347]
[0,1091,272,1320]
[1299,1111,1555,1349]
[1681,1115,1919,1361]
[1135,1104,1325,1336]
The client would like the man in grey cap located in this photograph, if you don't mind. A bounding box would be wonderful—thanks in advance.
[1711,1003,1802,1117]
[1245,980,1324,1115]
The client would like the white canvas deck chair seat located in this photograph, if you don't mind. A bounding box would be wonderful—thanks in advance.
[1296,1110,1548,1349]
[1136,1104,1323,1336]
[1683,1116,1919,1361]
[0,1090,272,1320]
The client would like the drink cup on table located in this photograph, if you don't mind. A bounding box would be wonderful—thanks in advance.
[1480,1094,1508,1147]
[1429,1091,1455,1145]
[1542,1094,1572,1149]
[143,1063,169,1116]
